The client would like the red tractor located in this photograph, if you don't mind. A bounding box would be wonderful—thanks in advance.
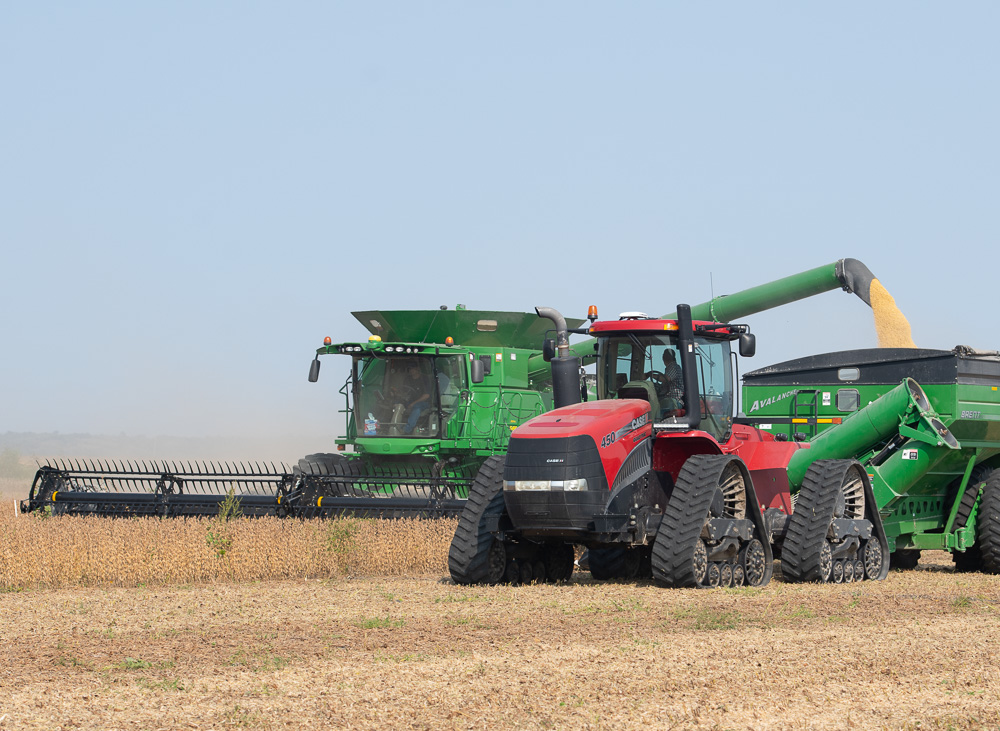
[448,304,809,588]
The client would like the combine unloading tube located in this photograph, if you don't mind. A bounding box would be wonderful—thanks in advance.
[676,259,878,323]
[527,258,907,375]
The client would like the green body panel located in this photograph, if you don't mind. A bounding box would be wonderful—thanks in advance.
[784,379,931,487]
[743,347,1000,553]
[668,262,851,323]
[315,309,564,495]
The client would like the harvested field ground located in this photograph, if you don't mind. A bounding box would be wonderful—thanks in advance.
[3,474,1000,729]
[2,554,1000,729]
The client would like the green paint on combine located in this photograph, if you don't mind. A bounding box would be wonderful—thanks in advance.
[297,306,589,513]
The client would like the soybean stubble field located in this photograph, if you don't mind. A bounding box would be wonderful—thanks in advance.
[2,476,1000,730]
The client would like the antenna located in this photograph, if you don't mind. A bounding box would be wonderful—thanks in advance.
[710,272,715,300]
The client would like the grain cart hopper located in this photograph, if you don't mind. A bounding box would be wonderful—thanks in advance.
[742,346,1000,577]
[21,307,586,520]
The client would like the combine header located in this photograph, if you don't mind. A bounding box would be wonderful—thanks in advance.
[26,460,293,517]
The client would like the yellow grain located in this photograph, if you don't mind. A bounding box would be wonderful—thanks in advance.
[870,278,917,348]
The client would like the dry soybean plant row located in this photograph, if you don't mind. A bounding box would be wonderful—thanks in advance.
[0,502,456,590]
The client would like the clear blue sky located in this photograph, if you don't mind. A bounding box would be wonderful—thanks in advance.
[2,3,998,451]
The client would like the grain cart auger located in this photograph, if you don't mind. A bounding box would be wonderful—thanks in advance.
[743,346,1000,577]
[449,304,794,589]
[21,307,588,520]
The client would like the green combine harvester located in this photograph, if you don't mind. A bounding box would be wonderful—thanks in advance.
[742,347,1000,575]
[22,306,588,519]
[294,306,591,517]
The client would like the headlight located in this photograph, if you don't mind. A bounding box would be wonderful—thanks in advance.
[515,480,550,491]
[503,479,588,491]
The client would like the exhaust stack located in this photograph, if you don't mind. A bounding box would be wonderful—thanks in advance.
[536,306,582,409]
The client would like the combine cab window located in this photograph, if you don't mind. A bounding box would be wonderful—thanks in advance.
[597,333,734,440]
[354,355,467,438]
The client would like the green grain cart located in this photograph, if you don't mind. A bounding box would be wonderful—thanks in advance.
[742,346,1000,575]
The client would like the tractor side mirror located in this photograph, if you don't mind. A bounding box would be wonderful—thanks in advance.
[308,358,321,382]
[739,333,756,358]
[542,338,556,362]
[470,358,485,384]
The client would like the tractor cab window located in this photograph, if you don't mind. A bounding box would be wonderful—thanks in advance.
[597,333,734,440]
[354,355,467,438]
[692,338,734,440]
[598,333,685,418]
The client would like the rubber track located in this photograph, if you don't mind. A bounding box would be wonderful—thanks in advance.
[588,548,628,580]
[781,460,846,583]
[977,470,1000,574]
[448,455,506,585]
[294,453,346,476]
[651,454,729,588]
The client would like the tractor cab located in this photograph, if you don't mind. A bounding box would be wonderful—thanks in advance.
[590,313,754,442]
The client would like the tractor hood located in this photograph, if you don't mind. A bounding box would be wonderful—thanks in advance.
[507,399,654,496]
[515,399,653,444]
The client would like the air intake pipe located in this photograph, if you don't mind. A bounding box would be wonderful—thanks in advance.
[535,306,582,409]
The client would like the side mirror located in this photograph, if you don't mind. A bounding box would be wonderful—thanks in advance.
[470,358,485,384]
[542,338,556,363]
[308,358,321,382]
[739,333,756,358]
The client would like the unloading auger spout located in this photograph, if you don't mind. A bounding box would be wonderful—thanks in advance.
[527,259,886,376]
[670,258,877,322]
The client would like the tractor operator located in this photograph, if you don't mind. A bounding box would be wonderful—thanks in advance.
[657,349,684,415]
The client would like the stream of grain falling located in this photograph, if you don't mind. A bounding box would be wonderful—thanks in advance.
[870,279,916,348]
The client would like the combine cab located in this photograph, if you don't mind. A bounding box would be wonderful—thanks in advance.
[295,307,589,517]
